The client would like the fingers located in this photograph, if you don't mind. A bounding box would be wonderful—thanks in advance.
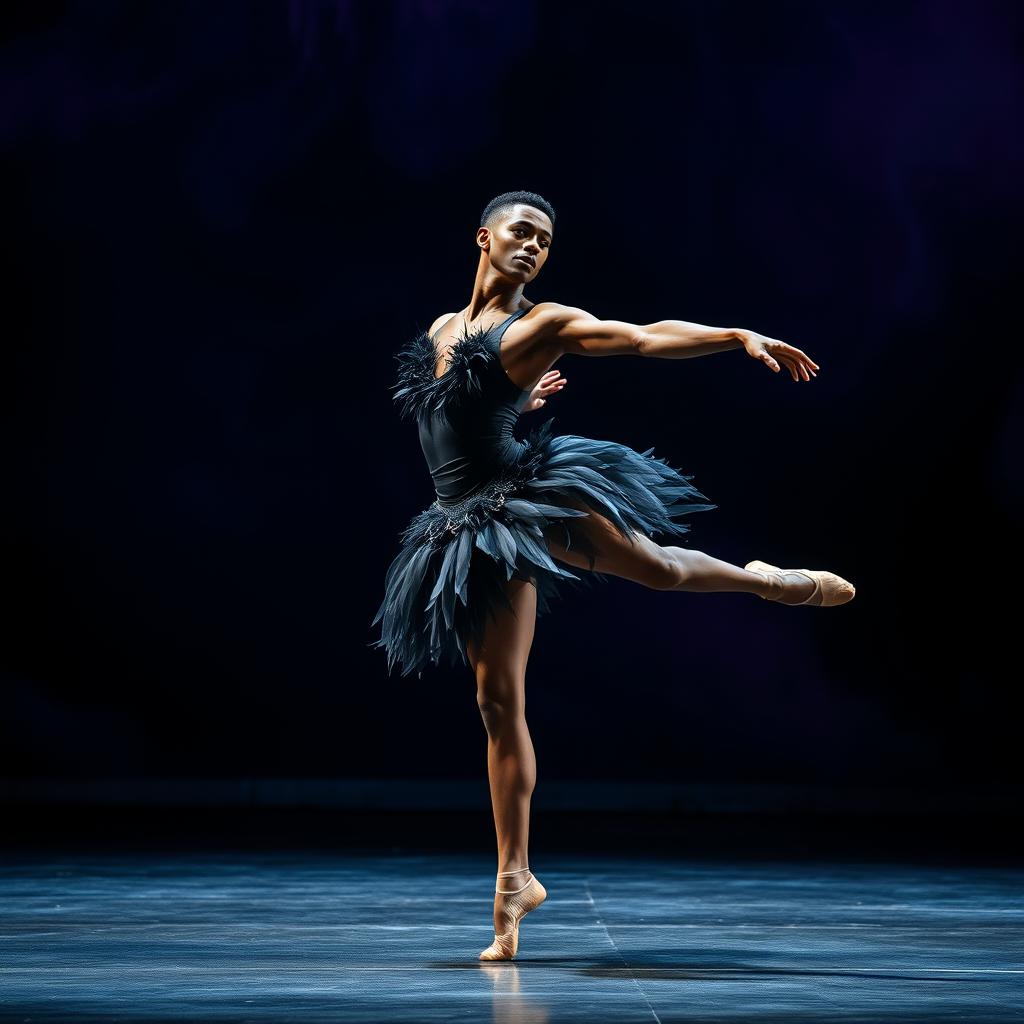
[539,373,567,395]
[779,355,808,382]
[794,357,817,381]
[771,343,820,382]
[772,341,820,376]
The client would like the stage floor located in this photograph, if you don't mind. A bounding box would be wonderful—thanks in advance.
[1,850,1021,1022]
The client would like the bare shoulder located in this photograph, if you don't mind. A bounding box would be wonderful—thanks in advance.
[520,301,586,336]
[521,301,642,357]
[427,312,459,339]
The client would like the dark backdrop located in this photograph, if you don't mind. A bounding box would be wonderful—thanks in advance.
[3,1,1020,790]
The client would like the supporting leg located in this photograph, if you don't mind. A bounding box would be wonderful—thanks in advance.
[466,576,542,943]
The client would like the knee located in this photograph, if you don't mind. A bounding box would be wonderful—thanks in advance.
[476,691,522,721]
[642,548,685,590]
[477,698,519,737]
[476,677,524,732]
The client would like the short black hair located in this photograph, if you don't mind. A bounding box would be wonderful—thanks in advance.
[480,190,556,232]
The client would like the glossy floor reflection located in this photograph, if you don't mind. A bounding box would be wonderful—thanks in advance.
[1,851,1021,1022]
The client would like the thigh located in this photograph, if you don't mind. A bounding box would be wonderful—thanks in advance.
[466,575,538,703]
[541,496,678,588]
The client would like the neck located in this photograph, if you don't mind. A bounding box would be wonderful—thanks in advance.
[465,260,525,321]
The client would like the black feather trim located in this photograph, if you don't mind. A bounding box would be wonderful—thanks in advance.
[389,321,498,423]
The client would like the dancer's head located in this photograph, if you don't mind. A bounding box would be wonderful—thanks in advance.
[478,190,555,281]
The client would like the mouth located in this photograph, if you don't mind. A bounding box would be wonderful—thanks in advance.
[513,254,536,269]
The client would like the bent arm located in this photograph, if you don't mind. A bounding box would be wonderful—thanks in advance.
[535,302,744,360]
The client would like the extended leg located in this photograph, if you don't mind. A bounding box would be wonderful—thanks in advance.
[542,499,817,602]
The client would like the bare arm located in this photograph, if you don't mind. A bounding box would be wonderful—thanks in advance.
[639,320,746,359]
[532,302,820,382]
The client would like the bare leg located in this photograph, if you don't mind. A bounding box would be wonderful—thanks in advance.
[662,545,816,601]
[542,500,817,602]
[466,576,539,936]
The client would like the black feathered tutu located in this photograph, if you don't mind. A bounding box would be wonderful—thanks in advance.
[370,415,717,678]
[369,312,717,678]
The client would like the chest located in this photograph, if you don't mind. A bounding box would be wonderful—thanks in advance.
[391,326,530,423]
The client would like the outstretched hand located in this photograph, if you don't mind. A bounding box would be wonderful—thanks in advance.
[522,369,566,412]
[741,330,819,381]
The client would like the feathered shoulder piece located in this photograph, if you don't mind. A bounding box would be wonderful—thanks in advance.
[389,321,496,423]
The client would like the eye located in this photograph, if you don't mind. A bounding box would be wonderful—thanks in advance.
[513,226,550,248]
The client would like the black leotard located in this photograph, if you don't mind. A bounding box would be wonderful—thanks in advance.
[417,309,531,503]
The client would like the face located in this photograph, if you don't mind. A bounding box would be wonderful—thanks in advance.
[486,204,553,280]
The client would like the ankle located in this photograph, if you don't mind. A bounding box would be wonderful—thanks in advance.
[497,865,530,878]
[747,567,778,599]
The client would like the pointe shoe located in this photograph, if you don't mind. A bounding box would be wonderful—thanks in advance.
[745,559,856,607]
[478,867,547,961]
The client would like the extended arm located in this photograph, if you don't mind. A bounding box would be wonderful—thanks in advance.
[639,319,745,359]
[533,302,820,382]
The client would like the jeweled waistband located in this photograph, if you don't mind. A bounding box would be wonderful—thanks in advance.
[433,473,518,512]
[427,474,523,542]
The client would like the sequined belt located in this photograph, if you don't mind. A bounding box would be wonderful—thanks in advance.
[427,474,522,542]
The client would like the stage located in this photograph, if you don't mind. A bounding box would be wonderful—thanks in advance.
[2,808,1021,1022]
